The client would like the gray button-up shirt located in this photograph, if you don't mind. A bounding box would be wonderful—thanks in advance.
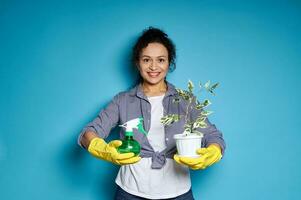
[78,81,226,169]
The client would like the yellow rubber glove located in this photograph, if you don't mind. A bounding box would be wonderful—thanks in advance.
[88,137,141,165]
[174,144,222,170]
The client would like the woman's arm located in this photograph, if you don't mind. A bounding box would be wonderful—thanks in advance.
[80,131,99,149]
[77,93,122,148]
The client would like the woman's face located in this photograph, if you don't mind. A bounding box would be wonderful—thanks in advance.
[138,42,169,86]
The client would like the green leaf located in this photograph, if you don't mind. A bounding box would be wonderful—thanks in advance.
[195,99,202,110]
[176,89,187,98]
[199,121,208,128]
[176,88,183,94]
[188,80,194,93]
[176,88,193,101]
[160,114,180,125]
[202,99,211,107]
[205,82,219,95]
[173,98,180,103]
[184,95,190,101]
[210,82,219,91]
[196,99,211,109]
[184,123,193,133]
[192,120,207,129]
[201,110,213,116]
[195,104,202,110]
[204,80,211,90]
[196,116,206,122]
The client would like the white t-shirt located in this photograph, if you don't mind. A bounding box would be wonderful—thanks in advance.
[115,95,191,199]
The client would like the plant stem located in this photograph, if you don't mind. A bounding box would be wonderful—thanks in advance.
[184,96,193,132]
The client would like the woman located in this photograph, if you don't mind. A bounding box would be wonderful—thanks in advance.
[78,27,226,199]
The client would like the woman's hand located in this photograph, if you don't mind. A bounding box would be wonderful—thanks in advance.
[88,137,141,165]
[174,144,222,170]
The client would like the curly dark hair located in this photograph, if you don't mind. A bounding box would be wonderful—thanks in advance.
[132,27,176,72]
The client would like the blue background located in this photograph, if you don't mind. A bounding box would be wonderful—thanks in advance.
[1,0,301,199]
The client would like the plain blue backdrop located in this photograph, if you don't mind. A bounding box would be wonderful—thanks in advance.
[1,0,301,199]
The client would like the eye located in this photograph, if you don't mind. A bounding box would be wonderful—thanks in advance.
[158,58,165,63]
[143,58,150,63]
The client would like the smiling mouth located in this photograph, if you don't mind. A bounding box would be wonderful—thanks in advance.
[147,72,161,78]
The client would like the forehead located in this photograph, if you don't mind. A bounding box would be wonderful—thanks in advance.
[141,42,168,57]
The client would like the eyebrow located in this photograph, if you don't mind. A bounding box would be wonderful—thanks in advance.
[141,55,167,58]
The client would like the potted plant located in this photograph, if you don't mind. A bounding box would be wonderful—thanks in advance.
[160,80,219,157]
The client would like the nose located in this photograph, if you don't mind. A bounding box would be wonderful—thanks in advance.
[149,61,158,71]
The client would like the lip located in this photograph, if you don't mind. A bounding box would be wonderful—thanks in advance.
[147,72,161,78]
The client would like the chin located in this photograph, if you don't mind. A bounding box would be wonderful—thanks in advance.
[145,78,164,85]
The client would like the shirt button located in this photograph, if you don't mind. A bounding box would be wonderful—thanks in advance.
[166,138,169,141]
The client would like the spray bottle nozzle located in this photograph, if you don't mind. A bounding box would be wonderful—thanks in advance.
[119,117,148,136]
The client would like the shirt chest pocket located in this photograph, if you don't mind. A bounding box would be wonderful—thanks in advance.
[120,101,143,124]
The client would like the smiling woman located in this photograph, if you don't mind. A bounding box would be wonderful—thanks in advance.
[78,27,226,200]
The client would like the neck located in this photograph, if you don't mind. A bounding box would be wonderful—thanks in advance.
[142,80,167,97]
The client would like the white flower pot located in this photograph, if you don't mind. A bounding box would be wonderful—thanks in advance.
[173,132,203,157]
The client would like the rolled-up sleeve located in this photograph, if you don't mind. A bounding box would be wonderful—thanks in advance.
[77,93,121,148]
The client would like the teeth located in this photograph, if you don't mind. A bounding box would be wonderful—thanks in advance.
[148,72,160,77]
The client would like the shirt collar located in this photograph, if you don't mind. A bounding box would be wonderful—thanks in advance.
[129,81,177,99]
